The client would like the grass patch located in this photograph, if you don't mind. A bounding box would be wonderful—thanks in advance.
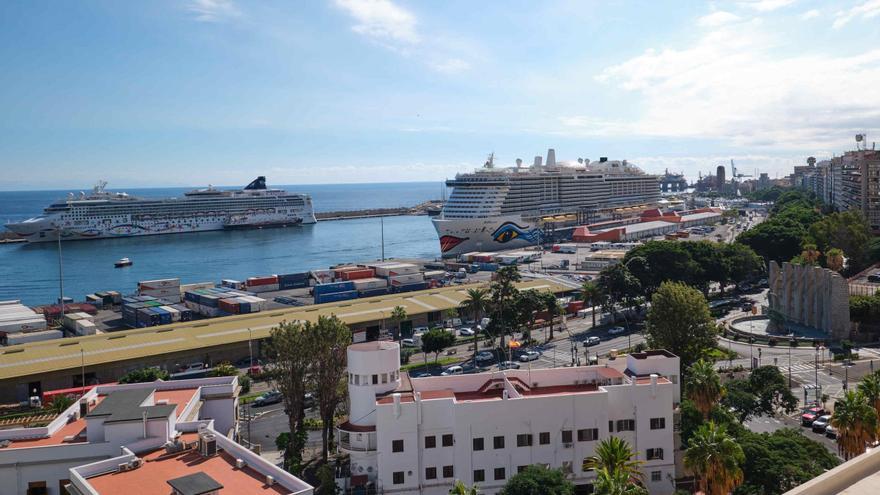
[239,391,264,404]
[706,346,739,362]
[401,356,461,373]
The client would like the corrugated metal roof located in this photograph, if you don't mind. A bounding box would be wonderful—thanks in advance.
[0,279,570,380]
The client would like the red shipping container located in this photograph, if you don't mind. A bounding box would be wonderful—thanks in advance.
[247,275,278,286]
[567,301,585,313]
[342,268,375,281]
[219,298,240,314]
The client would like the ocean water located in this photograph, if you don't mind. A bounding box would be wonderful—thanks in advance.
[0,182,444,305]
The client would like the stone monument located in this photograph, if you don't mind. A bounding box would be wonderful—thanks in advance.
[768,261,850,340]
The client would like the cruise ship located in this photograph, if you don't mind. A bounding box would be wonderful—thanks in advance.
[433,149,661,257]
[5,177,317,242]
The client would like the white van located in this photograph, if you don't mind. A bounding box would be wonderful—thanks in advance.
[441,365,464,376]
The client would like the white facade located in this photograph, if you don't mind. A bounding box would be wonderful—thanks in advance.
[340,343,679,495]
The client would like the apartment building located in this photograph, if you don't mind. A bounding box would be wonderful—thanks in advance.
[801,145,880,233]
[0,376,312,495]
[338,342,679,495]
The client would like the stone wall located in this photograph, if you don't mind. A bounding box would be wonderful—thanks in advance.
[768,261,850,340]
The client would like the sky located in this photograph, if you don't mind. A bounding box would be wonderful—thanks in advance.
[1,0,879,190]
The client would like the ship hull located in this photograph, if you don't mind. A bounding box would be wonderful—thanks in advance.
[6,211,317,243]
[432,215,543,257]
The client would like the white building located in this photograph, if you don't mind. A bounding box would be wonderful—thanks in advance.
[338,342,679,495]
[0,376,312,495]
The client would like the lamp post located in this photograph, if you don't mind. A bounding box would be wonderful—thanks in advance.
[57,229,65,319]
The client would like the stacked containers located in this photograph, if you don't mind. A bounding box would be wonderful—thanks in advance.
[85,294,104,308]
[352,278,388,291]
[122,295,192,328]
[278,272,310,290]
[246,275,279,293]
[0,300,48,336]
[374,263,419,278]
[313,281,357,304]
[138,278,182,303]
[334,266,376,281]
[393,281,429,293]
[183,287,261,317]
[388,273,425,286]
[358,287,391,298]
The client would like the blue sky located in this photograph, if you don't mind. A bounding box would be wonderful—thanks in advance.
[1,0,879,190]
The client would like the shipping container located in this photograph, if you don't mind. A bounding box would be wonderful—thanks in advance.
[477,262,499,272]
[352,277,388,290]
[3,329,63,346]
[278,278,309,290]
[221,279,244,290]
[374,263,420,278]
[389,273,425,286]
[0,317,48,333]
[247,275,279,286]
[246,283,279,293]
[340,268,375,281]
[219,298,240,314]
[314,290,359,304]
[358,287,391,298]
[181,282,216,293]
[278,272,309,282]
[75,320,97,336]
[567,300,585,314]
[393,281,429,293]
[138,278,181,290]
[313,281,356,297]
[159,305,181,322]
[423,270,446,280]
[85,294,104,308]
[107,291,123,304]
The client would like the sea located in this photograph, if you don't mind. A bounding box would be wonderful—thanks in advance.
[0,182,445,306]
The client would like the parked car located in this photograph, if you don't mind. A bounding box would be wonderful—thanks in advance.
[801,406,826,426]
[585,336,601,346]
[608,326,625,336]
[475,351,495,364]
[825,424,838,438]
[459,328,475,337]
[519,351,540,362]
[812,414,832,433]
[402,338,418,348]
[180,362,207,372]
[498,361,521,370]
[441,365,464,376]
[252,391,282,407]
[411,371,432,378]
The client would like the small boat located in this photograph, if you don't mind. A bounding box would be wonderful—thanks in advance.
[114,257,133,268]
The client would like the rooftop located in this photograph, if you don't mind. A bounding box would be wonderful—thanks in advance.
[85,445,290,495]
[87,388,176,424]
[0,279,572,381]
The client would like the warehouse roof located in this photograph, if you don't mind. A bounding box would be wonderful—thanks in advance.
[0,279,572,381]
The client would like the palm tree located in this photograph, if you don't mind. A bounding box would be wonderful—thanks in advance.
[593,467,648,495]
[831,390,879,460]
[449,480,479,494]
[490,266,521,348]
[581,281,603,329]
[583,436,643,479]
[800,243,821,265]
[684,422,745,495]
[826,248,845,272]
[858,372,880,416]
[460,288,491,368]
[685,359,723,418]
[389,305,407,343]
[542,292,564,340]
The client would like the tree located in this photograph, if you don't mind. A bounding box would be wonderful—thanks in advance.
[736,428,839,495]
[421,328,457,363]
[720,379,759,423]
[597,263,641,323]
[800,243,821,265]
[809,210,872,272]
[684,422,745,495]
[593,468,648,495]
[515,289,544,342]
[685,359,723,419]
[826,247,845,272]
[119,367,169,383]
[499,465,574,495]
[389,305,408,342]
[583,437,643,482]
[541,292,564,340]
[721,243,764,294]
[268,320,313,473]
[737,218,807,264]
[316,462,340,495]
[51,394,76,414]
[645,282,717,370]
[581,281,604,328]
[858,371,880,416]
[623,241,697,296]
[461,288,491,367]
[748,365,798,417]
[305,315,351,462]
[449,480,479,495]
[209,362,239,377]
[831,390,879,460]
[489,266,522,348]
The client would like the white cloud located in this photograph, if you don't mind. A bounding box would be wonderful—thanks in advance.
[832,0,880,29]
[588,19,880,150]
[799,8,820,19]
[739,0,797,12]
[186,0,240,23]
[333,0,419,43]
[427,58,470,74]
[697,11,742,27]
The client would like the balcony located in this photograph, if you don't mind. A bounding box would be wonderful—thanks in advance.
[338,422,377,453]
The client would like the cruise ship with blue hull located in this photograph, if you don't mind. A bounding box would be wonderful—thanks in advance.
[5,177,317,242]
[433,149,661,257]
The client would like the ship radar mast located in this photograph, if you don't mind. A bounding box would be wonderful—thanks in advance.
[484,152,495,169]
[93,180,108,195]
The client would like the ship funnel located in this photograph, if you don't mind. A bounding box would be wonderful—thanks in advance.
[533,156,543,167]
[244,177,267,190]
[546,149,556,167]
[516,158,522,168]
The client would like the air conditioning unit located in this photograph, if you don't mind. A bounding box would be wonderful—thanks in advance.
[156,399,169,405]
[129,458,143,469]
[266,475,275,486]
[118,463,130,472]
[199,433,217,457]
[563,442,573,449]
[236,458,246,469]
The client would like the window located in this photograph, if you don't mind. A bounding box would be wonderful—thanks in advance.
[647,448,664,460]
[372,374,378,384]
[609,420,614,432]
[442,434,454,447]
[381,373,388,384]
[518,465,528,473]
[539,432,550,445]
[494,467,506,480]
[517,433,533,447]
[354,375,360,386]
[425,435,436,449]
[393,472,405,485]
[651,471,662,482]
[650,418,666,430]
[494,435,505,449]
[426,467,437,480]
[473,437,484,451]
[443,465,454,478]
[616,419,635,432]
[474,470,485,483]
[392,439,404,453]
[562,429,573,443]
[577,428,599,442]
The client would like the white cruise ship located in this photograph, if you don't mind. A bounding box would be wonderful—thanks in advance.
[5,177,317,242]
[433,149,660,256]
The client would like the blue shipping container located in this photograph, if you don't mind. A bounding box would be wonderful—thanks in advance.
[313,281,356,297]
[279,272,309,282]
[394,282,429,293]
[358,287,391,298]
[279,279,310,290]
[314,290,359,304]
[478,262,499,272]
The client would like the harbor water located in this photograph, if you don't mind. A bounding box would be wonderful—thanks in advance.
[0,182,443,305]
